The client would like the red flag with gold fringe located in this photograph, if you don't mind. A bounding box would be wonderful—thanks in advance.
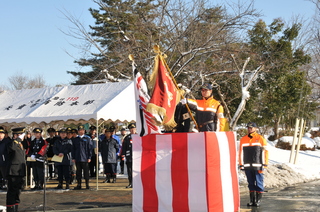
[146,54,180,130]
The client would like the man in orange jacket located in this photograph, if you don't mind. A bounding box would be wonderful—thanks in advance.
[183,83,227,132]
[239,122,268,207]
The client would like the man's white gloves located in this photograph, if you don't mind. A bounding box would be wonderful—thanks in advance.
[180,98,187,105]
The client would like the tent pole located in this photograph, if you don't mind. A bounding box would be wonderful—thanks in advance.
[96,119,99,190]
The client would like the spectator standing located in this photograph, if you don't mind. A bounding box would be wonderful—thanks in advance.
[72,125,92,190]
[118,128,127,174]
[66,128,76,184]
[239,122,268,207]
[53,129,73,189]
[0,128,10,190]
[99,127,119,183]
[87,126,98,178]
[6,127,26,212]
[29,128,47,190]
[110,126,121,174]
[121,123,136,188]
[46,128,58,179]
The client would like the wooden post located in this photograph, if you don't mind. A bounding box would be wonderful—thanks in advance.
[289,118,300,163]
[294,118,305,164]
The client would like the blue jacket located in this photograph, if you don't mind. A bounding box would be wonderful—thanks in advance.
[53,137,73,166]
[72,135,92,162]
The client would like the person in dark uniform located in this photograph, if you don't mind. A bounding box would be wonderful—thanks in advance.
[118,128,127,174]
[21,131,32,187]
[0,128,10,190]
[46,128,58,180]
[87,126,97,178]
[99,127,119,183]
[53,128,73,189]
[66,128,76,184]
[72,125,92,190]
[29,128,48,190]
[6,127,26,212]
[121,123,136,188]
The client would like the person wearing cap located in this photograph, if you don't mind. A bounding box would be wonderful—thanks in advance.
[66,127,76,184]
[53,129,73,189]
[239,122,268,207]
[121,123,136,188]
[29,128,48,190]
[72,125,92,190]
[46,128,58,180]
[99,127,119,183]
[6,127,26,212]
[0,128,10,190]
[87,126,98,178]
[182,82,227,132]
[109,126,122,175]
[21,131,32,186]
[118,128,127,174]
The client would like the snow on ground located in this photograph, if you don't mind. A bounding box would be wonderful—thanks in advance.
[238,136,320,188]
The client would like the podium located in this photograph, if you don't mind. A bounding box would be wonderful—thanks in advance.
[132,132,240,212]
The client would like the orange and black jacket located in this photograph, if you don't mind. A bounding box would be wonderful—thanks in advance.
[187,96,226,132]
[239,132,268,170]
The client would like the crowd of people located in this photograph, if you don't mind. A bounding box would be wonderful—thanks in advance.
[0,123,136,211]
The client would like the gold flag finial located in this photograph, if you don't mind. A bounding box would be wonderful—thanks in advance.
[153,45,160,54]
[129,54,134,61]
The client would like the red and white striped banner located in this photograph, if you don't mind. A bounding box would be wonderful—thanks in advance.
[132,132,240,212]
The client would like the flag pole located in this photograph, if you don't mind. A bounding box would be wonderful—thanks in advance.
[153,45,199,132]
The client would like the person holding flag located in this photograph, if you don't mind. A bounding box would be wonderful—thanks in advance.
[181,82,227,132]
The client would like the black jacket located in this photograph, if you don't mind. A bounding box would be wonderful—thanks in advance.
[99,137,119,164]
[0,137,10,167]
[121,134,133,163]
[29,137,47,159]
[46,136,59,158]
[53,138,73,166]
[6,138,26,177]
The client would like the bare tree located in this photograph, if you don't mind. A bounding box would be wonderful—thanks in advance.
[8,72,47,90]
[61,0,260,85]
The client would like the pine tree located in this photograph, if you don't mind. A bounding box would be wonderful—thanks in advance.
[245,19,313,139]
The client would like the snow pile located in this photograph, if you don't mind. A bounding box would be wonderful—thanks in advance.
[239,138,320,189]
[278,136,316,149]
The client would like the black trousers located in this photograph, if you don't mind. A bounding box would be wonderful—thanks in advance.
[126,162,132,183]
[103,163,116,175]
[75,162,89,181]
[89,153,97,177]
[6,176,24,206]
[32,161,44,183]
[57,165,70,182]
[120,160,124,173]
[0,166,7,185]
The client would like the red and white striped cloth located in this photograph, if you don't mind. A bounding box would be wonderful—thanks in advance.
[133,66,161,136]
[132,131,240,212]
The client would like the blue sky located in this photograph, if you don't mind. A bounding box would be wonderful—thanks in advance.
[0,0,316,88]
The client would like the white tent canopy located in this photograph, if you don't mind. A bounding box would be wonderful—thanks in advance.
[0,81,136,128]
